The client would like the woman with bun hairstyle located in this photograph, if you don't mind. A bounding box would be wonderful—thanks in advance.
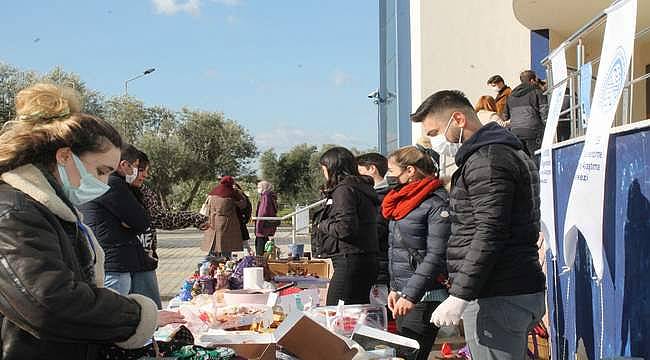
[0,83,184,359]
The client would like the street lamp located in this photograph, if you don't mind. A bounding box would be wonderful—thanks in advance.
[124,68,156,95]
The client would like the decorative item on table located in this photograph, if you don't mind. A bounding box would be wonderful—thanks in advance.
[170,345,236,360]
[181,303,274,332]
[286,244,304,260]
[229,255,257,290]
[264,239,280,260]
[215,268,230,290]
[199,263,216,295]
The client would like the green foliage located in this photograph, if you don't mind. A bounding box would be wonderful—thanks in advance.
[0,63,258,211]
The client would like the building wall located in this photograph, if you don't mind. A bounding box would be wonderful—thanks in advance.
[379,0,412,155]
[410,0,532,141]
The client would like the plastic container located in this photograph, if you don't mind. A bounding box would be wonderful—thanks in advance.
[287,244,305,260]
[307,304,388,336]
[223,289,272,305]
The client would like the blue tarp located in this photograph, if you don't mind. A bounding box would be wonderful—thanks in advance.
[547,124,650,359]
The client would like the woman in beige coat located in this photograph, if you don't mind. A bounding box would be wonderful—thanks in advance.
[201,176,248,257]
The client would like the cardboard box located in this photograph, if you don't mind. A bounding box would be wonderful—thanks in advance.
[267,260,333,280]
[351,325,420,360]
[275,312,358,360]
[198,331,276,360]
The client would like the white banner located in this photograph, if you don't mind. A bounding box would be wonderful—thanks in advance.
[563,0,637,280]
[539,49,568,258]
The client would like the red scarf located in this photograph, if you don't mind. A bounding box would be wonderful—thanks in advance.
[382,177,442,220]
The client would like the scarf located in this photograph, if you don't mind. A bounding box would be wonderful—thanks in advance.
[382,176,442,220]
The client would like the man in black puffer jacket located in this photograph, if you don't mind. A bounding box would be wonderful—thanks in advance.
[412,90,546,360]
[503,70,549,159]
[357,153,391,289]
[80,145,149,295]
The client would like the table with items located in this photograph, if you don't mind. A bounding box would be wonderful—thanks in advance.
[146,255,420,360]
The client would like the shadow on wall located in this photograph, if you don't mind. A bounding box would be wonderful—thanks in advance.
[620,179,650,358]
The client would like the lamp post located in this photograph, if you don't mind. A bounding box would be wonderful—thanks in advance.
[368,89,386,154]
[124,68,156,96]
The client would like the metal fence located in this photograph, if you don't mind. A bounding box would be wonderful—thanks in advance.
[252,199,326,244]
[542,7,650,142]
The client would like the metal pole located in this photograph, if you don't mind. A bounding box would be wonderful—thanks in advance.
[628,46,635,125]
[569,76,577,139]
[292,204,298,245]
[576,39,585,137]
[124,81,128,96]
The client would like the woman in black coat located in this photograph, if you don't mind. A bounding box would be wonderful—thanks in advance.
[0,83,183,359]
[313,147,379,306]
[382,145,451,360]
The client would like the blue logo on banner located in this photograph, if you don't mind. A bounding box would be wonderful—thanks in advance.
[598,47,627,112]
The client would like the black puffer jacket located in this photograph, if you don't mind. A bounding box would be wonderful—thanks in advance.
[448,122,545,301]
[388,187,450,303]
[80,173,149,273]
[375,182,391,285]
[0,165,157,359]
[312,176,379,258]
[503,83,549,139]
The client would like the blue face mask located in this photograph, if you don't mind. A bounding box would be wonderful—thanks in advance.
[57,154,110,206]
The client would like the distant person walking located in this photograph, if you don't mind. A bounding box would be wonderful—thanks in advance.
[202,176,249,258]
[475,95,507,127]
[487,75,512,115]
[254,180,279,255]
[503,70,549,159]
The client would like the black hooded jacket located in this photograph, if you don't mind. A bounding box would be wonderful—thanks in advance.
[448,122,545,300]
[312,176,380,258]
[503,83,549,139]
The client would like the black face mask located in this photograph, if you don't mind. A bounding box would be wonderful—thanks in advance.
[386,176,400,188]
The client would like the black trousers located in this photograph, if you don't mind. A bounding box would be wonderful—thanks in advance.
[326,254,378,306]
[255,236,268,255]
[396,301,441,360]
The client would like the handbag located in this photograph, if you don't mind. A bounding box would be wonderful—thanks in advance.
[199,197,209,216]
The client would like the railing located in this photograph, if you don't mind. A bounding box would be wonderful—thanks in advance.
[252,199,326,244]
[542,3,650,142]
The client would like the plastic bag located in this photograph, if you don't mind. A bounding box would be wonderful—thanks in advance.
[369,284,389,306]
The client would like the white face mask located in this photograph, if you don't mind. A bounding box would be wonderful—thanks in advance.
[429,115,464,157]
[125,166,138,184]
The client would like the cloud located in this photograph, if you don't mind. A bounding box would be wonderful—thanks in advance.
[213,0,242,5]
[226,15,238,24]
[332,69,352,87]
[152,0,201,16]
[255,126,372,153]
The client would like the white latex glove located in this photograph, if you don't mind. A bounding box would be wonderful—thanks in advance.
[430,295,469,327]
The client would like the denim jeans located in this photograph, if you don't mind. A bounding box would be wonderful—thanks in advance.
[104,272,132,295]
[463,292,546,360]
[130,270,162,309]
